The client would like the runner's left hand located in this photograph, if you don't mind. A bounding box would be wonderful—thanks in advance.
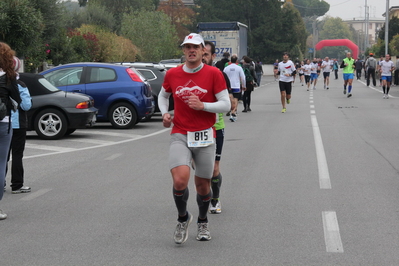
[188,93,204,110]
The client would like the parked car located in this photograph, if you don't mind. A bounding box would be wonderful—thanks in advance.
[41,63,154,129]
[19,73,98,140]
[159,59,181,70]
[115,62,173,112]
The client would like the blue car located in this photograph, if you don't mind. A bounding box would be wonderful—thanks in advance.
[41,63,154,129]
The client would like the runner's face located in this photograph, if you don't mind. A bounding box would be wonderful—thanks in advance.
[202,44,215,66]
[183,44,204,66]
[283,54,289,61]
[347,53,351,58]
[385,54,390,61]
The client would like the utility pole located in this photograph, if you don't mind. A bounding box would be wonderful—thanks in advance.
[364,0,369,55]
[385,0,389,55]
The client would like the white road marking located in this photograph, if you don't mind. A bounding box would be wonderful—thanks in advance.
[82,130,142,138]
[310,105,315,109]
[25,143,76,152]
[357,79,397,98]
[105,153,122,160]
[311,115,331,189]
[310,110,316,114]
[20,188,52,201]
[67,138,115,145]
[24,128,171,160]
[322,211,344,253]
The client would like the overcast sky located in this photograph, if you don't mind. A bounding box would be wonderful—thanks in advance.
[322,0,396,20]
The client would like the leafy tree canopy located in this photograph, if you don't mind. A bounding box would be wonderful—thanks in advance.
[121,10,179,61]
[292,0,329,18]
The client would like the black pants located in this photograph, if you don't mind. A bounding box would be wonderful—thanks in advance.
[356,69,362,79]
[243,90,252,109]
[334,70,338,79]
[7,128,27,190]
[366,67,376,87]
[394,70,399,85]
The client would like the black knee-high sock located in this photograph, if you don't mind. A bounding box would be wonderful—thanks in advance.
[386,86,390,94]
[173,187,189,219]
[382,86,386,94]
[197,191,212,221]
[211,173,222,200]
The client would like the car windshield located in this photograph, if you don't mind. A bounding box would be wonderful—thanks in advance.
[38,78,60,92]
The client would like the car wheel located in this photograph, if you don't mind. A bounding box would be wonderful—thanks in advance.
[65,128,77,136]
[34,109,68,140]
[109,102,137,129]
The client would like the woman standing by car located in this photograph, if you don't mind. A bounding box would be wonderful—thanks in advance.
[0,42,22,220]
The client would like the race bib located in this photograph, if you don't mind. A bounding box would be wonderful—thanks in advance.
[187,128,214,147]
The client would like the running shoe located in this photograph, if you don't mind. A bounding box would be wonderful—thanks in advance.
[326,87,329,90]
[174,212,193,244]
[12,186,31,194]
[386,94,389,99]
[226,111,230,116]
[286,99,290,104]
[247,107,251,112]
[209,201,221,214]
[383,94,386,99]
[343,88,346,94]
[281,108,286,113]
[313,86,316,90]
[347,93,352,98]
[0,209,7,220]
[196,222,211,241]
[229,115,235,122]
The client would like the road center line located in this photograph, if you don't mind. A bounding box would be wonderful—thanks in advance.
[322,211,344,253]
[311,115,331,189]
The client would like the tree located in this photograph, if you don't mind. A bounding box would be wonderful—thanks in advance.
[389,34,399,56]
[292,0,329,18]
[121,10,179,61]
[77,24,140,62]
[157,0,196,41]
[0,0,45,71]
[89,0,160,33]
[68,2,115,31]
[378,16,399,44]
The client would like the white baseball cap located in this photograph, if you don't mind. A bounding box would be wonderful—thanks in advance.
[181,33,205,47]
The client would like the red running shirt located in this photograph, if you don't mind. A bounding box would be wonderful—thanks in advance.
[163,64,227,135]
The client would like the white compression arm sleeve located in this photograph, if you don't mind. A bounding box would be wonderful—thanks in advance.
[203,89,231,113]
[158,87,171,116]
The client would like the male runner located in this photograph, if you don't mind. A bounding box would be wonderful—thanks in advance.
[378,54,395,99]
[224,55,246,122]
[278,52,296,113]
[340,52,355,98]
[158,33,230,244]
[203,40,228,214]
[321,56,332,89]
[303,59,312,91]
[310,58,319,90]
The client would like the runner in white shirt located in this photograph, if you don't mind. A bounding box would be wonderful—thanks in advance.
[321,56,332,89]
[303,59,312,91]
[378,54,395,99]
[310,58,319,90]
[278,52,296,113]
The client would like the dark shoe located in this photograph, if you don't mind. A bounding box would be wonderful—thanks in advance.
[242,109,247,112]
[247,107,251,112]
[226,111,230,116]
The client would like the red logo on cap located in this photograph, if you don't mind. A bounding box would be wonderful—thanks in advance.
[188,35,193,39]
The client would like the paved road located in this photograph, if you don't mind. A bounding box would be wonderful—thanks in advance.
[1,75,399,265]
